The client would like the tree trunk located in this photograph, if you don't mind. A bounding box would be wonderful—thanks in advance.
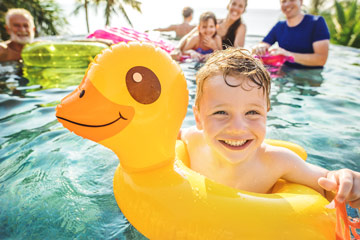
[85,0,90,33]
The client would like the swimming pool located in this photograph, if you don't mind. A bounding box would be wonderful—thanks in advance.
[0,36,359,239]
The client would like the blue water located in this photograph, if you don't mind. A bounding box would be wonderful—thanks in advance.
[0,35,359,239]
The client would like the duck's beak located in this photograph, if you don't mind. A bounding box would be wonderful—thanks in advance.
[56,79,134,142]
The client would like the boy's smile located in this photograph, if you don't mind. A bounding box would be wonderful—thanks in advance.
[219,138,252,150]
[194,74,268,164]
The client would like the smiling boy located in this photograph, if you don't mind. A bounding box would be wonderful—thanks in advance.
[180,47,360,207]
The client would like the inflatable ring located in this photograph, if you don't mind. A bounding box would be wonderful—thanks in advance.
[56,42,336,239]
[256,53,295,67]
[87,26,175,53]
[22,41,108,68]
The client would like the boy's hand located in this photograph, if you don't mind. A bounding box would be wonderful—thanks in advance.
[318,169,360,208]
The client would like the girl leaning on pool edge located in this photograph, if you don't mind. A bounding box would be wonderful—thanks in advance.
[171,0,247,60]
[252,0,330,68]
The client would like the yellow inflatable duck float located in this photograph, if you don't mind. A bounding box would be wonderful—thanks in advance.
[56,42,336,239]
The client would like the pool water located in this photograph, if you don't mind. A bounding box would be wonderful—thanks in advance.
[0,36,359,239]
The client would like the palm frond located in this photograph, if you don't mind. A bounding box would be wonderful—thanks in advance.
[348,33,357,46]
[118,3,133,27]
[347,0,358,21]
[72,4,84,15]
[122,0,142,13]
[335,0,346,27]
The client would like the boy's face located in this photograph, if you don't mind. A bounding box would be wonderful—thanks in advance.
[194,74,267,164]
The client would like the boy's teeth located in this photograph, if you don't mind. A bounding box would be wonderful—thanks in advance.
[224,140,246,146]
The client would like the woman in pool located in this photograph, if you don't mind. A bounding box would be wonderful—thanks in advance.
[182,12,222,61]
[218,0,247,49]
[252,0,330,69]
[171,0,247,60]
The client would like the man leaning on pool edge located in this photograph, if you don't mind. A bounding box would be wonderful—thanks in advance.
[0,8,35,62]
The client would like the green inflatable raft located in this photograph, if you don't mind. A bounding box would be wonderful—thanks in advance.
[21,41,109,68]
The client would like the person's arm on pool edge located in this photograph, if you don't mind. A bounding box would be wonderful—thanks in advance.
[170,27,198,60]
[269,39,330,67]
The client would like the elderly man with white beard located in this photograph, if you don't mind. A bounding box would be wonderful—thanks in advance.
[0,8,35,62]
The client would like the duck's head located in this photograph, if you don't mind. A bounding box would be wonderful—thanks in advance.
[56,42,188,172]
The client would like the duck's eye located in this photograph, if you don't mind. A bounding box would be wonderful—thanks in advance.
[79,89,85,98]
[132,72,142,82]
[126,66,161,104]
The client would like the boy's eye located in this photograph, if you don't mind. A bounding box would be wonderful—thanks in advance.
[246,110,259,115]
[213,110,227,115]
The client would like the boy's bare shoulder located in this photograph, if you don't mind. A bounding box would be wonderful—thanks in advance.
[181,127,206,147]
[181,126,201,140]
[260,143,310,180]
[262,142,305,165]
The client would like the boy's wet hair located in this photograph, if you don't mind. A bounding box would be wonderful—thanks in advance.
[182,7,194,18]
[195,47,271,110]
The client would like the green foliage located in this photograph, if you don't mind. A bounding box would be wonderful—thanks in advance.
[308,0,328,15]
[104,0,142,26]
[73,0,91,33]
[322,0,360,48]
[0,0,67,41]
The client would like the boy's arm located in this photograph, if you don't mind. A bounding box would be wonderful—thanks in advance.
[277,147,360,208]
[278,148,328,195]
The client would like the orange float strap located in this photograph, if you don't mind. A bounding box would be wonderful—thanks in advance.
[336,200,360,240]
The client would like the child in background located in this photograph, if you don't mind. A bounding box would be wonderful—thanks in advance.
[180,47,360,207]
[154,7,195,39]
[182,12,222,61]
